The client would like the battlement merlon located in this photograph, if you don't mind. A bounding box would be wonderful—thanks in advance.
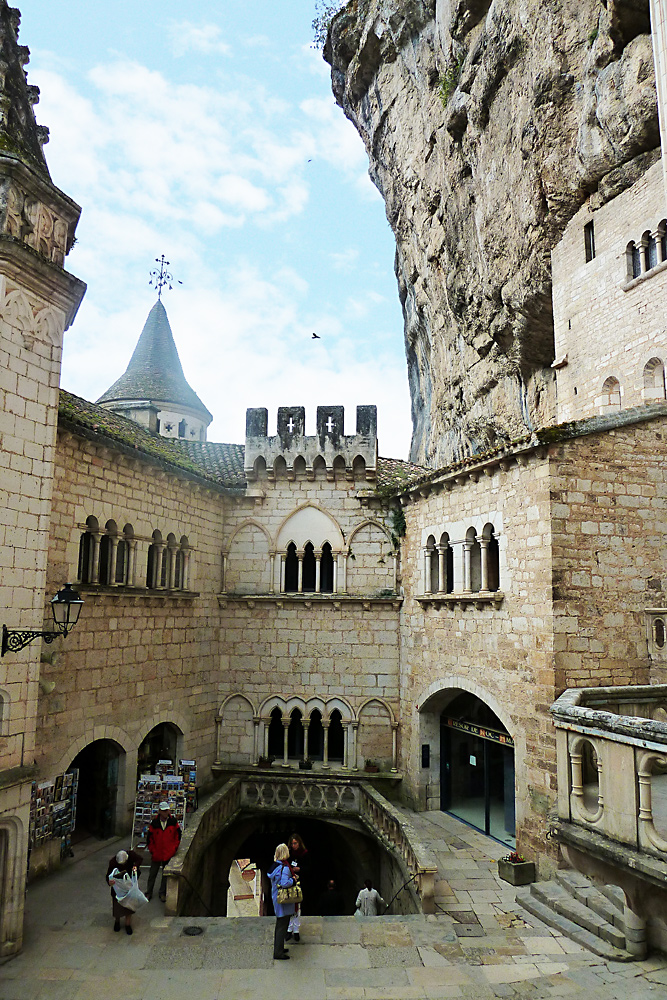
[244,405,377,482]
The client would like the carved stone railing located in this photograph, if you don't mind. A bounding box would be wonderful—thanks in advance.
[551,685,667,938]
[164,773,437,915]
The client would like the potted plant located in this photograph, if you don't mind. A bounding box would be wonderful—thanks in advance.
[364,759,380,773]
[497,851,536,886]
[257,754,275,768]
[298,756,313,770]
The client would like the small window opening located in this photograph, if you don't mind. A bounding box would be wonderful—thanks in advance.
[584,220,595,262]
[178,419,186,438]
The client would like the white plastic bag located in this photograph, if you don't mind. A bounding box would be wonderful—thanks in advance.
[109,868,148,912]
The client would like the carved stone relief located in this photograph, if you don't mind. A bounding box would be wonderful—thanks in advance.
[1,281,64,349]
[3,182,68,266]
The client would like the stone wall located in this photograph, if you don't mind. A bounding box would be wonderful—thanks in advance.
[39,428,228,829]
[552,159,667,422]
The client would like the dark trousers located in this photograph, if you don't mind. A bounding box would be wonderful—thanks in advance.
[273,914,290,957]
[146,860,167,898]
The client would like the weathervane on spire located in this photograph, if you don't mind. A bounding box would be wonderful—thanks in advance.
[149,255,183,299]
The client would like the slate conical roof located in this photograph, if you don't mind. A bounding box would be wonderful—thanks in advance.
[97,300,212,422]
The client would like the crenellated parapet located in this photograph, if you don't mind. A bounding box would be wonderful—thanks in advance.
[245,405,377,482]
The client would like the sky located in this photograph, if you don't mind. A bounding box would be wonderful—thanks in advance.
[19,1,413,458]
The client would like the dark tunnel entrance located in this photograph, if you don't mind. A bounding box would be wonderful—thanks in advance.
[188,813,418,919]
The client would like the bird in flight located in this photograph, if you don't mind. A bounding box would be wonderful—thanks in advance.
[312,332,320,339]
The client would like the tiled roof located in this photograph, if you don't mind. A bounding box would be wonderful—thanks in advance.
[96,301,213,422]
[376,456,428,492]
[58,390,233,487]
[175,441,246,488]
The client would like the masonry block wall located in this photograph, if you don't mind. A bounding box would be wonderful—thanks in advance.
[398,453,557,872]
[41,428,229,831]
[552,159,667,422]
[549,413,667,692]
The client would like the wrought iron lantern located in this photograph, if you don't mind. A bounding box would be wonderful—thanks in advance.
[1,583,84,656]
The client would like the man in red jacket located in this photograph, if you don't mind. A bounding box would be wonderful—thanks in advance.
[146,802,182,902]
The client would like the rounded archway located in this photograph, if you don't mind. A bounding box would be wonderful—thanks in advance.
[68,739,125,840]
[137,722,183,782]
[439,691,515,846]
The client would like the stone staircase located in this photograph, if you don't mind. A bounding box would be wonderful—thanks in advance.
[516,870,645,961]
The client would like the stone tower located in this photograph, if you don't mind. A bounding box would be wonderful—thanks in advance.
[0,0,85,957]
[96,299,213,441]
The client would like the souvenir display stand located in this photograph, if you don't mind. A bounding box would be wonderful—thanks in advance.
[131,758,195,848]
[28,769,79,877]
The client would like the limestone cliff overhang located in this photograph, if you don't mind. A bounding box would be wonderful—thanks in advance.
[58,390,243,495]
[393,402,667,502]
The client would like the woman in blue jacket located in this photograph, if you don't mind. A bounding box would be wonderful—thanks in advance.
[267,843,297,960]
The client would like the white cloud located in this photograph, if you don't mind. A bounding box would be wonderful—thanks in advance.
[168,22,232,57]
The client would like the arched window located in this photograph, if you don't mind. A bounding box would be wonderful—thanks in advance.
[175,535,189,589]
[273,456,287,480]
[467,527,481,592]
[302,542,316,592]
[146,530,162,589]
[308,709,323,759]
[293,455,307,479]
[287,708,303,758]
[643,358,666,403]
[116,524,134,585]
[320,542,334,593]
[77,515,99,584]
[438,532,454,594]
[425,535,437,593]
[284,542,298,592]
[98,519,118,585]
[267,707,283,758]
[483,523,500,592]
[332,455,346,480]
[328,709,345,761]
[627,241,641,280]
[600,376,621,412]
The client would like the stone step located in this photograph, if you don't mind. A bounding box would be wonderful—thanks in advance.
[555,871,624,928]
[515,889,635,962]
[528,882,626,950]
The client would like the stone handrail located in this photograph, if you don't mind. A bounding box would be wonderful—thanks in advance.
[164,772,437,915]
[551,685,667,866]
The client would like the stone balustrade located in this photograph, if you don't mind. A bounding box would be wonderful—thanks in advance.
[164,773,437,915]
[551,685,667,946]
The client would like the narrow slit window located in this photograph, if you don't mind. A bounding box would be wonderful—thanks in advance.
[584,220,595,262]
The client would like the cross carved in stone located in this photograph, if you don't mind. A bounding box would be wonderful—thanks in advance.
[287,416,295,433]
[326,416,335,433]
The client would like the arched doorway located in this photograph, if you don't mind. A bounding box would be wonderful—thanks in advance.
[137,722,182,782]
[69,739,124,840]
[440,692,515,847]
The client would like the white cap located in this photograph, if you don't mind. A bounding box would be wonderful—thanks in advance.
[159,801,170,811]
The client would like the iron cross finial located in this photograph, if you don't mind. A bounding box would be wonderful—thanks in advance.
[149,255,183,299]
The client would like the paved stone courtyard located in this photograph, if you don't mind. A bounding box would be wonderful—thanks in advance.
[2,811,667,999]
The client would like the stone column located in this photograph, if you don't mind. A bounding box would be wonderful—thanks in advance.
[463,540,472,593]
[108,536,119,585]
[322,721,330,769]
[479,538,489,592]
[252,716,261,762]
[183,549,190,590]
[351,722,359,771]
[214,716,222,764]
[302,718,310,759]
[333,555,339,593]
[90,532,102,584]
[315,554,321,594]
[280,554,286,592]
[221,553,227,592]
[282,719,290,767]
[339,552,346,592]
[168,546,177,590]
[437,545,447,593]
[655,229,666,264]
[297,551,304,593]
[341,723,349,769]
[263,721,270,757]
[153,544,164,589]
[271,553,279,594]
[128,539,137,587]
[640,236,650,274]
[391,723,399,772]
[423,548,431,593]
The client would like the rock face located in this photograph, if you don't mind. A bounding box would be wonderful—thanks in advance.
[325,0,659,466]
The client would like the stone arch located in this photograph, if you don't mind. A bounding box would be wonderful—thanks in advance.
[4,288,35,343]
[347,519,395,595]
[225,520,271,594]
[0,815,27,957]
[332,454,347,479]
[642,357,666,402]
[357,697,394,770]
[313,454,327,479]
[324,696,354,723]
[219,693,256,764]
[253,456,267,480]
[599,376,622,412]
[275,503,345,552]
[34,305,62,346]
[53,724,134,776]
[293,455,307,478]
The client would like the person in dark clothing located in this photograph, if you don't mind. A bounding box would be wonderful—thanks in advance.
[286,832,308,941]
[318,878,345,916]
[146,801,181,902]
[106,848,143,935]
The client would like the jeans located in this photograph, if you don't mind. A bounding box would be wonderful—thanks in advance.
[273,914,290,957]
[146,860,167,898]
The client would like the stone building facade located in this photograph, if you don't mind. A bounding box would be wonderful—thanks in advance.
[4,0,667,961]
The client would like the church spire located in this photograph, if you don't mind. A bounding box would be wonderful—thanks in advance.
[96,300,213,441]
